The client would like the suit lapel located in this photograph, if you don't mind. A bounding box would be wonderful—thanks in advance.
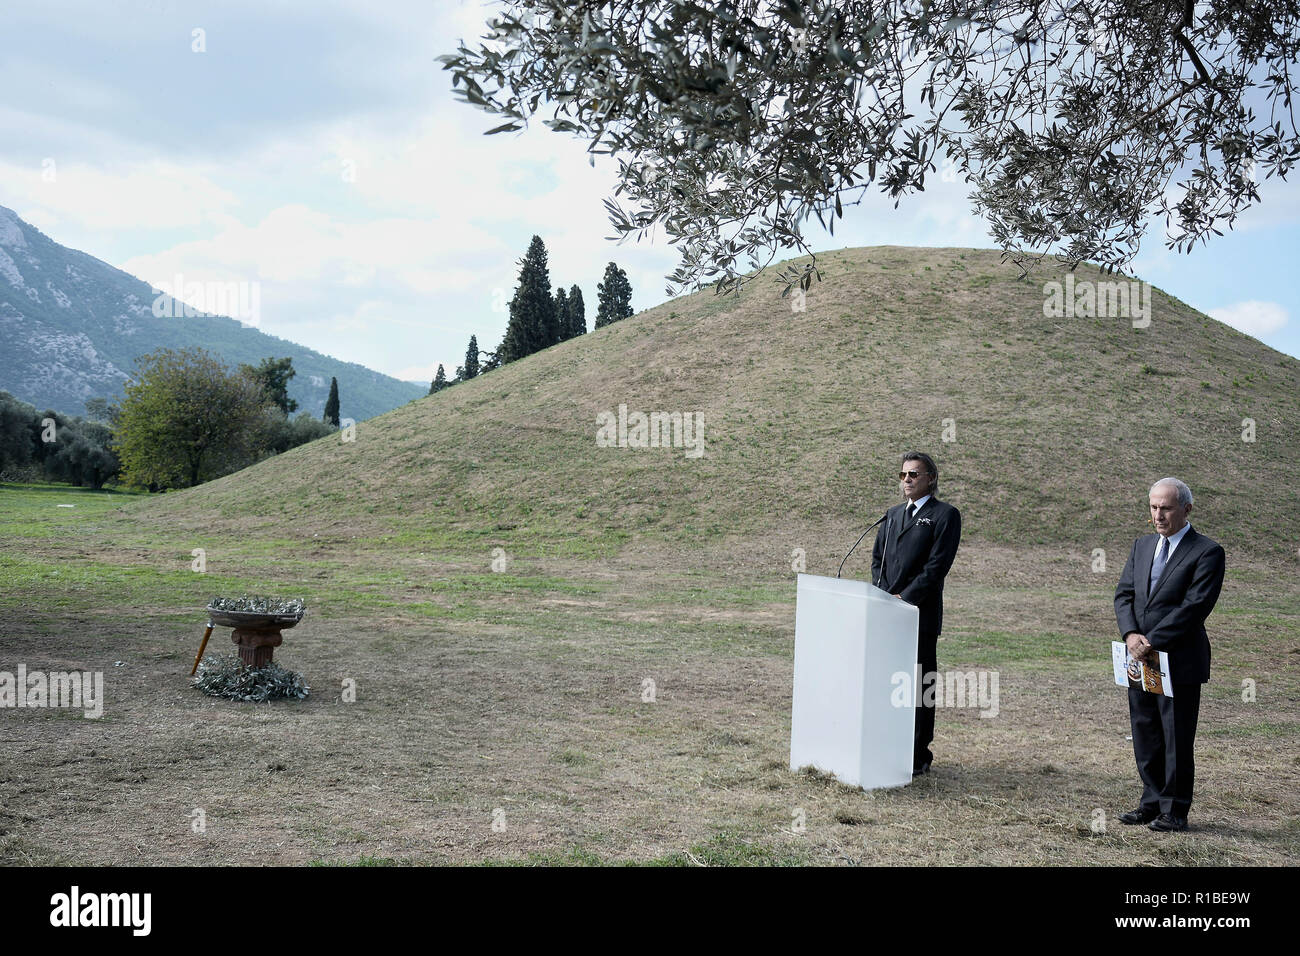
[880,504,908,591]
[897,498,934,540]
[1136,535,1154,608]
[1148,527,1198,601]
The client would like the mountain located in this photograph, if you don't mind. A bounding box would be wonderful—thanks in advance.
[0,206,424,420]
[131,245,1300,562]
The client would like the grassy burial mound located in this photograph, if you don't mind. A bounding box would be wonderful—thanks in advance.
[3,246,1297,867]
[129,246,1298,565]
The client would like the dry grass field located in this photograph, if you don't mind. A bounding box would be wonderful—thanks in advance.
[3,247,1297,866]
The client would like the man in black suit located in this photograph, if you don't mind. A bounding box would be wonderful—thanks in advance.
[1114,477,1225,832]
[870,451,962,776]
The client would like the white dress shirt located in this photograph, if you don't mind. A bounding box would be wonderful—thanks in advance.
[905,494,931,518]
[1152,522,1192,574]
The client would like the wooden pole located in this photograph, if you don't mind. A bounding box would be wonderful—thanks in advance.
[190,622,215,676]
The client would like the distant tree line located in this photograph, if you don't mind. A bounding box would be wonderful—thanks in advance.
[0,391,119,488]
[430,235,632,395]
[1,352,342,491]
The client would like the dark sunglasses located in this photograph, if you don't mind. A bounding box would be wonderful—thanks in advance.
[899,470,928,479]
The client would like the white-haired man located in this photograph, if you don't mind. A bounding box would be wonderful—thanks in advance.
[1113,478,1225,832]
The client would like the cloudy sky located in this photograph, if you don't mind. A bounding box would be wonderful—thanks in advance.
[3,0,1298,383]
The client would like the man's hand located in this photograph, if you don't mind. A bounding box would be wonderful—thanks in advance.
[1125,632,1153,661]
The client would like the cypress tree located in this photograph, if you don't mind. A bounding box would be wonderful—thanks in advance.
[498,235,557,363]
[323,376,340,426]
[567,284,586,337]
[554,287,570,341]
[431,364,449,393]
[595,262,633,328]
[464,335,480,379]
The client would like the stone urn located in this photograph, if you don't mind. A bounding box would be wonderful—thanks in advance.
[206,601,305,668]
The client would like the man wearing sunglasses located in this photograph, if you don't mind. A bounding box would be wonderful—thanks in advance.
[870,451,962,776]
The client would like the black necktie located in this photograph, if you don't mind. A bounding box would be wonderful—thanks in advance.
[905,503,915,523]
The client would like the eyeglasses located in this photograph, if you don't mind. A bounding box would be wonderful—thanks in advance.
[899,470,927,480]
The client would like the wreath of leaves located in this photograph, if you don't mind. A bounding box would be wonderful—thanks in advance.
[193,653,310,702]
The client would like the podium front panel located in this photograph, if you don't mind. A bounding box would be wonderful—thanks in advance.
[790,574,919,790]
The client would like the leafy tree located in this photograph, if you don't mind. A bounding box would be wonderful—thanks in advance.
[480,350,501,373]
[0,391,38,479]
[83,397,113,424]
[567,284,586,337]
[29,408,58,474]
[442,1,1300,292]
[265,410,334,454]
[431,364,450,392]
[595,262,634,328]
[0,392,119,488]
[112,348,268,489]
[44,418,119,489]
[498,235,558,362]
[240,356,298,415]
[464,334,481,379]
[324,377,340,426]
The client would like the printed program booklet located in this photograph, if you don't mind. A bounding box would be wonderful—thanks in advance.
[1111,641,1174,697]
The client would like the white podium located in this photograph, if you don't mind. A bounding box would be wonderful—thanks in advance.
[789,573,920,789]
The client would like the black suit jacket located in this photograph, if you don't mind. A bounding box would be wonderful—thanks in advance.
[870,497,962,637]
[1113,527,1225,685]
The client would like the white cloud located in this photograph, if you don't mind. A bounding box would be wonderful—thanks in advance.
[121,204,506,292]
[1209,300,1288,337]
[0,155,241,232]
[393,362,455,384]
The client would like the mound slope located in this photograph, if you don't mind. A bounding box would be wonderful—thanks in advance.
[131,246,1300,562]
